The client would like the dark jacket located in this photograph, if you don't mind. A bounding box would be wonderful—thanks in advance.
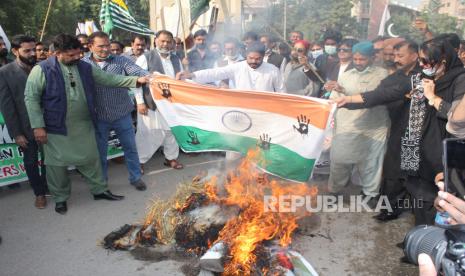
[326,62,355,81]
[0,61,34,140]
[39,57,97,135]
[142,50,181,110]
[348,65,420,180]
[265,52,285,69]
[347,62,465,200]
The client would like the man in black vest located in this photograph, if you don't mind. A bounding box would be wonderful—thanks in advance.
[0,35,48,209]
[134,30,184,171]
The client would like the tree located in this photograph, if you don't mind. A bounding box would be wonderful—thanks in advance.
[245,0,361,42]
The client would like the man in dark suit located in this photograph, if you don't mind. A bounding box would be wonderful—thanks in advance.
[0,35,48,209]
[260,34,285,70]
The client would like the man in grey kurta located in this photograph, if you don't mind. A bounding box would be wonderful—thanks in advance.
[24,34,149,214]
[328,41,390,202]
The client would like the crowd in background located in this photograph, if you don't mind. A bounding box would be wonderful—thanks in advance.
[0,26,465,232]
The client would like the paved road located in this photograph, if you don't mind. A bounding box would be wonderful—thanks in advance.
[0,152,418,275]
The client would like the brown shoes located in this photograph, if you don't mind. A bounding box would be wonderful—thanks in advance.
[35,195,47,209]
[163,159,184,169]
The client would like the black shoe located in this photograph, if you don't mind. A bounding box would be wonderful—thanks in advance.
[93,190,124,201]
[374,210,400,222]
[131,179,147,191]
[55,202,67,215]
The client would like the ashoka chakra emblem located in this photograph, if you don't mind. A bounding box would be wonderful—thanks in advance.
[221,110,252,133]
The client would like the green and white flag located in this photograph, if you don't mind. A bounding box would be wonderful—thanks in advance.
[149,76,335,182]
[190,0,210,23]
[99,0,154,36]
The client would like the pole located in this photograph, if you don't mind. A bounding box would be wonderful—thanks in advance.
[40,0,53,41]
[177,0,189,71]
[283,0,287,40]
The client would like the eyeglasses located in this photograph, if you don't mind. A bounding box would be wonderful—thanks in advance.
[293,48,306,53]
[68,72,76,88]
[337,48,351,53]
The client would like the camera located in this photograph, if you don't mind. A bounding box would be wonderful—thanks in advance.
[403,224,465,275]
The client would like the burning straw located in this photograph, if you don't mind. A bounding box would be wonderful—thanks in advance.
[103,148,319,275]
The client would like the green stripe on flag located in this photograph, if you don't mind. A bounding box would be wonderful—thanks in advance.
[100,0,154,36]
[171,126,315,182]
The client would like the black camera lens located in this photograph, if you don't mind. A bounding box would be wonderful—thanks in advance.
[403,225,448,268]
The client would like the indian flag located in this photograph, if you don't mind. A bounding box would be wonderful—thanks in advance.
[150,76,335,182]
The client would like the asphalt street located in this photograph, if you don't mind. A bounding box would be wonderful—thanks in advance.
[0,151,418,276]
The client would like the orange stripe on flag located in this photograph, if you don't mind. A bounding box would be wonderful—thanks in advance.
[150,76,332,130]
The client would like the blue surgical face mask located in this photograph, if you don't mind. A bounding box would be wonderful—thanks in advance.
[311,49,324,59]
[325,45,337,55]
[422,66,437,77]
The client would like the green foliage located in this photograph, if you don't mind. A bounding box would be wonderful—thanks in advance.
[0,0,149,43]
[245,0,361,42]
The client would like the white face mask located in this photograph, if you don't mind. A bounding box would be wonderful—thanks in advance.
[311,49,324,59]
[157,47,171,55]
[422,66,437,77]
[324,45,337,55]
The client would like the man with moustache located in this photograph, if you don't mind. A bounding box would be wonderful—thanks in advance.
[178,42,284,92]
[187,29,216,72]
[333,40,421,220]
[82,31,148,191]
[24,34,150,214]
[123,35,147,62]
[0,35,48,209]
[133,30,184,171]
[35,42,48,62]
[328,41,389,207]
[0,36,11,67]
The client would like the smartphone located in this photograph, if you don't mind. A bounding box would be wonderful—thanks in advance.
[443,138,465,197]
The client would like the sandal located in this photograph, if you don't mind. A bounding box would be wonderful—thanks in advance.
[163,159,184,170]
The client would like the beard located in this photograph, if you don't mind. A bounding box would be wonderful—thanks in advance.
[63,59,80,66]
[19,54,36,66]
[248,61,262,69]
[0,48,8,58]
[196,43,206,49]
[157,47,171,55]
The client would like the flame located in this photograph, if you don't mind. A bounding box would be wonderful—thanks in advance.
[205,148,318,275]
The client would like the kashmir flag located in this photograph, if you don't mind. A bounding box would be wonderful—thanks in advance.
[149,76,335,182]
[99,0,154,36]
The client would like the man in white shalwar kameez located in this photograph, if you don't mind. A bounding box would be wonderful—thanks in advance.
[177,42,285,162]
[328,41,389,202]
[133,30,184,171]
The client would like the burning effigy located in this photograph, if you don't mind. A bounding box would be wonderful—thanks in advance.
[102,149,319,276]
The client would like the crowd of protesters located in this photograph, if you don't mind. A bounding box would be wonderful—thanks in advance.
[0,25,464,243]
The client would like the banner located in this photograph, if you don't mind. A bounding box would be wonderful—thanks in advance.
[150,76,335,182]
[0,113,123,187]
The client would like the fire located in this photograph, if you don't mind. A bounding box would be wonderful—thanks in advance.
[204,148,318,275]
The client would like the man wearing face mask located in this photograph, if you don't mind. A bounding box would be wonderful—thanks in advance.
[312,30,342,94]
[0,35,48,209]
[0,36,11,67]
[187,29,216,72]
[214,37,244,89]
[133,30,185,172]
[328,41,389,207]
[82,31,149,192]
[24,34,150,214]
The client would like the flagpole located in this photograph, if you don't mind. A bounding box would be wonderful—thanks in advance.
[40,0,53,41]
[177,0,189,71]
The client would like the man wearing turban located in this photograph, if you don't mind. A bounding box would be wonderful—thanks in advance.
[328,41,390,207]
